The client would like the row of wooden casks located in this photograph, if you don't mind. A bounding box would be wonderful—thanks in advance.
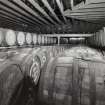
[38,48,105,105]
[0,46,52,105]
[0,45,68,105]
[0,28,33,46]
[37,35,57,45]
[0,45,67,105]
[0,28,57,47]
[86,27,105,47]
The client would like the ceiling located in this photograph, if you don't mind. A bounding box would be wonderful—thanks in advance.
[64,0,105,26]
[0,0,104,34]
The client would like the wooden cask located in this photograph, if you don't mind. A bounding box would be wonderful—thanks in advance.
[33,34,37,45]
[99,30,102,47]
[37,35,42,45]
[8,48,41,81]
[44,36,47,45]
[22,49,42,85]
[100,29,104,47]
[0,48,48,105]
[93,34,95,46]
[22,47,48,83]
[93,33,96,46]
[17,32,25,46]
[96,32,99,46]
[41,36,45,45]
[103,28,105,46]
[26,33,32,45]
[38,57,74,105]
[98,30,101,47]
[97,31,100,47]
[7,47,49,84]
[0,60,23,105]
[49,37,51,44]
[38,56,105,105]
[52,38,54,44]
[0,29,16,47]
[102,28,105,47]
[0,30,3,45]
[54,38,57,44]
[95,33,98,46]
[50,38,53,44]
[31,47,47,68]
[47,37,50,44]
[5,30,16,46]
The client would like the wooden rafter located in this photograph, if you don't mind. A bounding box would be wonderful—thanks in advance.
[41,0,62,23]
[28,0,58,25]
[0,9,39,27]
[64,0,105,25]
[0,0,45,25]
[12,0,51,25]
[0,3,41,26]
[55,0,67,22]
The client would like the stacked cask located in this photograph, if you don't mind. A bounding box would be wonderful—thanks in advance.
[0,46,51,105]
[33,34,37,45]
[26,33,32,45]
[38,49,105,105]
[0,28,40,47]
[0,29,16,47]
[16,31,25,46]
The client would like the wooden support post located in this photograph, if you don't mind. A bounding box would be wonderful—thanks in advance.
[71,0,74,9]
[58,36,60,46]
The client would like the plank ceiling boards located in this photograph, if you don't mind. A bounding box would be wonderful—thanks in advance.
[28,0,58,25]
[41,0,62,24]
[64,0,105,24]
[55,0,67,22]
[0,4,41,26]
[0,16,38,32]
[0,0,67,32]
[0,0,44,27]
[0,0,73,33]
[0,0,103,34]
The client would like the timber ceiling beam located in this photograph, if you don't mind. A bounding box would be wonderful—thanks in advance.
[0,15,25,26]
[0,3,41,26]
[71,16,105,20]
[12,0,51,25]
[0,16,39,32]
[0,9,39,27]
[28,0,58,25]
[0,14,31,28]
[55,0,67,23]
[86,0,105,5]
[41,0,62,24]
[65,8,105,14]
[64,0,105,25]
[69,12,105,16]
[0,0,45,26]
